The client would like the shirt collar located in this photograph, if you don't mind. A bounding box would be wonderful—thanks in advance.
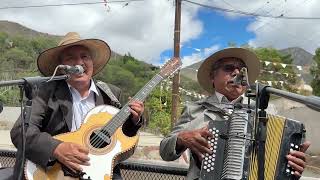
[89,80,99,96]
[214,91,243,104]
[215,91,224,103]
[67,79,99,99]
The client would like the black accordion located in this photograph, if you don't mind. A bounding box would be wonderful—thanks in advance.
[200,106,305,180]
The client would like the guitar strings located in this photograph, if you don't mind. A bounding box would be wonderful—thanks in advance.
[88,75,163,151]
[89,75,162,150]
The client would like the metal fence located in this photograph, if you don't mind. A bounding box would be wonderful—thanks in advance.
[0,150,188,180]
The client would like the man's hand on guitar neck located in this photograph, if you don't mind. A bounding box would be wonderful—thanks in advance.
[53,142,90,172]
[128,98,144,125]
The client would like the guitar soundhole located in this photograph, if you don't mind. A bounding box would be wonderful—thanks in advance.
[89,130,111,149]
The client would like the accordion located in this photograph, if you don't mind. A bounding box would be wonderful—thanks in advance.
[200,106,305,180]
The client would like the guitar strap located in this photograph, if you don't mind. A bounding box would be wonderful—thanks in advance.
[96,80,122,108]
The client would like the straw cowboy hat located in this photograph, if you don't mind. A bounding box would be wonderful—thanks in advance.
[37,32,111,76]
[197,48,260,94]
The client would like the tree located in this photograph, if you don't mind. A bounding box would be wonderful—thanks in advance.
[227,41,237,47]
[254,48,299,93]
[145,85,174,136]
[310,48,320,96]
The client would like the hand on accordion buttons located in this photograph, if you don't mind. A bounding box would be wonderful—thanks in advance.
[177,126,213,161]
[286,141,311,178]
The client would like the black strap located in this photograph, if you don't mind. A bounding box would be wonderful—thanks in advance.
[257,110,267,180]
[96,81,121,108]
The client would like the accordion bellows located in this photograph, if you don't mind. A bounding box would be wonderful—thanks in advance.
[249,114,304,180]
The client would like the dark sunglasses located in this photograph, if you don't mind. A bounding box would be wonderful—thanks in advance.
[220,64,247,72]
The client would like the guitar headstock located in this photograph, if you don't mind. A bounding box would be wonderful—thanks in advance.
[159,57,182,78]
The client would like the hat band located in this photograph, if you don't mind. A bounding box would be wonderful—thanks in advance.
[59,39,81,46]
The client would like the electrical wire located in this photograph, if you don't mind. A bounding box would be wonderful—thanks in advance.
[0,0,144,10]
[183,0,320,20]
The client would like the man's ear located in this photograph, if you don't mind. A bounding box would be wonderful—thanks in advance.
[209,71,216,88]
[211,78,215,88]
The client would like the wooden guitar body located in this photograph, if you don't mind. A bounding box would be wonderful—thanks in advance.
[25,105,139,180]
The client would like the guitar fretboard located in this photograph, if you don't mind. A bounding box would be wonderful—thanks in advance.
[102,74,163,135]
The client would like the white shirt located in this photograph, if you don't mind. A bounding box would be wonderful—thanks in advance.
[68,80,99,132]
[215,91,243,104]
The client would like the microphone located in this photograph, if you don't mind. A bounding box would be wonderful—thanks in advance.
[228,67,247,86]
[58,65,84,75]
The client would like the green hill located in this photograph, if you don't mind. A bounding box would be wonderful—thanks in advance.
[0,21,158,105]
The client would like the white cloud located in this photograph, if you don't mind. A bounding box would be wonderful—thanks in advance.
[1,0,319,67]
[246,0,320,54]
[216,0,320,54]
[181,44,219,67]
[196,0,320,54]
[0,0,203,64]
[204,44,219,57]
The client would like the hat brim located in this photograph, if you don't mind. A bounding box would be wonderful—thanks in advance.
[37,39,111,76]
[197,48,260,94]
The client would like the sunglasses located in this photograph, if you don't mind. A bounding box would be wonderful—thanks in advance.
[220,64,247,72]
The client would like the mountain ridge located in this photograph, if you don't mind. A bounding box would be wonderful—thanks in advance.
[0,20,123,58]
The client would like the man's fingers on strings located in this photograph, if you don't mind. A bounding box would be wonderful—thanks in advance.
[129,109,139,117]
[75,153,90,163]
[76,145,89,154]
[67,161,83,172]
[130,100,144,107]
[70,155,90,166]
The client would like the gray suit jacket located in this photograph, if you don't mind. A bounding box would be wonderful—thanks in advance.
[10,80,141,179]
[160,95,228,180]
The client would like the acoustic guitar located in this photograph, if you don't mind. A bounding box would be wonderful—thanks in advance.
[24,57,181,180]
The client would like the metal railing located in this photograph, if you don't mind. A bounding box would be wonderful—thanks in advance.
[0,150,188,180]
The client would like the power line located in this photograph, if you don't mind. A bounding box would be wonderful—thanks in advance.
[220,0,236,10]
[183,0,320,20]
[0,0,144,10]
[253,0,311,32]
[251,0,273,15]
[252,0,320,49]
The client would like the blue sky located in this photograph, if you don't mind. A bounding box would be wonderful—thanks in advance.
[160,8,256,65]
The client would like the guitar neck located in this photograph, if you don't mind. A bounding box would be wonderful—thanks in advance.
[102,74,164,134]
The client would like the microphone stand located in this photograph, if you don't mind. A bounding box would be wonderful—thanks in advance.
[0,75,69,180]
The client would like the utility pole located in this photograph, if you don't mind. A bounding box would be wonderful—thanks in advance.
[171,0,181,129]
